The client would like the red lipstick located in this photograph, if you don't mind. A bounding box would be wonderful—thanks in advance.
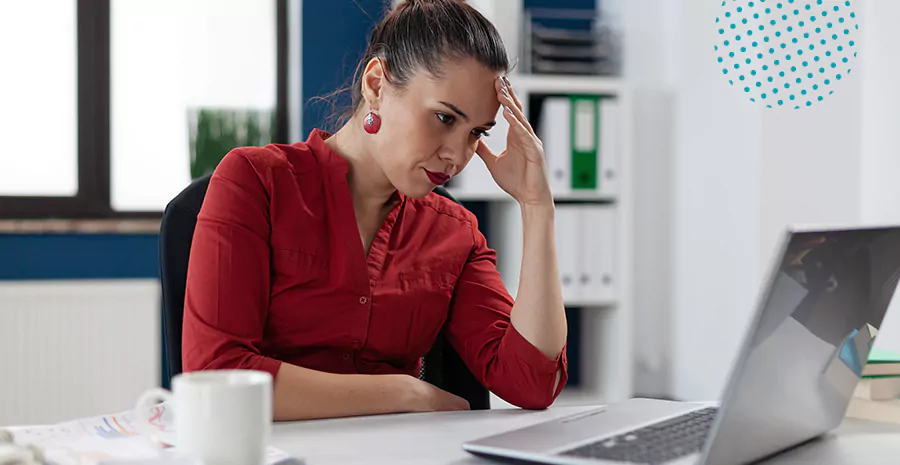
[425,169,450,186]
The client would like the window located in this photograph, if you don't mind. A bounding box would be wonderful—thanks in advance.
[0,0,286,218]
[110,0,278,211]
[0,1,78,197]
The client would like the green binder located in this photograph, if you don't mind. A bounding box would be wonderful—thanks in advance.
[569,95,600,190]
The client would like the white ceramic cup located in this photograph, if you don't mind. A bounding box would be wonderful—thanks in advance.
[135,370,272,465]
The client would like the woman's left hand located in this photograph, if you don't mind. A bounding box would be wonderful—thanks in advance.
[476,76,553,208]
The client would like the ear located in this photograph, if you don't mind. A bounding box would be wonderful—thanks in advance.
[361,57,387,111]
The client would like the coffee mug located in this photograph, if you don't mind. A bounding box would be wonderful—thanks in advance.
[135,370,273,465]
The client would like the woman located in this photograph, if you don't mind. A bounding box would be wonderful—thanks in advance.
[182,0,568,421]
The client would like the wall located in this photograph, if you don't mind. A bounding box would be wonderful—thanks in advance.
[759,84,863,264]
[0,230,161,426]
[668,0,764,401]
[624,0,763,400]
[626,0,900,401]
[622,0,679,398]
[860,0,900,226]
[300,0,384,135]
[859,0,900,356]
[0,280,160,426]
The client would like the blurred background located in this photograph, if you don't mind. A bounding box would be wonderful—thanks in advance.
[2,0,900,426]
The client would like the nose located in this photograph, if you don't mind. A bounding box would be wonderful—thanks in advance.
[437,136,471,173]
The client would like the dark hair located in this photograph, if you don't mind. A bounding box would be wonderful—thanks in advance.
[329,0,510,127]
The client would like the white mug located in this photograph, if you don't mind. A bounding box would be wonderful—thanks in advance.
[135,370,273,465]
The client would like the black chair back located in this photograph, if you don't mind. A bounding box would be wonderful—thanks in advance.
[159,174,490,410]
[159,174,211,382]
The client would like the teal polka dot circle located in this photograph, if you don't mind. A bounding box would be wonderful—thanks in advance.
[716,0,859,109]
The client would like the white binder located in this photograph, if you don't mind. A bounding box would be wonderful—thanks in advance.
[578,205,617,303]
[555,205,581,302]
[598,98,620,197]
[538,98,572,196]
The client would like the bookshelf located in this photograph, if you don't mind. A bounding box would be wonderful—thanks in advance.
[513,74,625,95]
[450,2,634,410]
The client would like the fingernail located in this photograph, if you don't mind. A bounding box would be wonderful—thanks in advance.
[502,76,512,88]
[504,105,513,114]
[500,87,509,98]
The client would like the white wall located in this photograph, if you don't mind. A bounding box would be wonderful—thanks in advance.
[629,87,675,397]
[627,0,900,401]
[0,280,160,426]
[860,1,900,226]
[859,0,900,356]
[621,0,679,397]
[759,84,863,262]
[668,0,765,401]
[626,0,763,401]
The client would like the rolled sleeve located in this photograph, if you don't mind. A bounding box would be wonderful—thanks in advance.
[445,214,569,409]
[501,323,569,404]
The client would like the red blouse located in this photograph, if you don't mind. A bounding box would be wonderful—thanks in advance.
[182,129,567,409]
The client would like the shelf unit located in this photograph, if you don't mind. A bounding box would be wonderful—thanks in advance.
[446,188,618,203]
[511,74,625,95]
[451,0,633,411]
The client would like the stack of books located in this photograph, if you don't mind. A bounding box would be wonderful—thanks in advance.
[846,347,900,423]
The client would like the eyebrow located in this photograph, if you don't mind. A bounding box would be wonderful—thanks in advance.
[439,101,496,127]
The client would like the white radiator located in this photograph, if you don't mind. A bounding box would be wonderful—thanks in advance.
[0,279,161,427]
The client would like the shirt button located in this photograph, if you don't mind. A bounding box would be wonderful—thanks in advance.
[341,353,351,361]
[351,339,361,348]
[359,296,368,305]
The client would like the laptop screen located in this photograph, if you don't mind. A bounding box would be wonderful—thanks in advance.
[702,226,900,465]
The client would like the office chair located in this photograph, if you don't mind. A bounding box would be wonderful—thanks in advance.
[159,173,491,410]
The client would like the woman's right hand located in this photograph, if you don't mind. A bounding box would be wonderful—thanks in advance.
[401,375,471,412]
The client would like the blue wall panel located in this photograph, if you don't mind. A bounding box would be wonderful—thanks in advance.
[0,234,159,281]
[301,0,387,135]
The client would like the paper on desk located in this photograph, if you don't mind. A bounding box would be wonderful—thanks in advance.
[6,406,293,465]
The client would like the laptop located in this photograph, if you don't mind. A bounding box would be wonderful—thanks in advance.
[464,225,900,465]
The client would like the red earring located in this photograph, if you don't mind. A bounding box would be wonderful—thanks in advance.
[363,110,381,134]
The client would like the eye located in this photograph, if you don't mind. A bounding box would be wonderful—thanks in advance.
[436,113,455,125]
[471,128,490,139]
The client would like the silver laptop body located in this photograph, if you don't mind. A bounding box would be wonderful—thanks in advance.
[464,225,900,465]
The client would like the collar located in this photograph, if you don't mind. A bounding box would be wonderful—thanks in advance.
[305,128,406,207]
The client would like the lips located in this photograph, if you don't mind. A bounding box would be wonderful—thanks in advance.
[425,169,450,186]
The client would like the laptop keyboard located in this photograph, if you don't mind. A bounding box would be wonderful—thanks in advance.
[559,407,719,464]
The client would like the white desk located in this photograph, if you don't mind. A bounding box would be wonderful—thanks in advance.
[271,405,900,465]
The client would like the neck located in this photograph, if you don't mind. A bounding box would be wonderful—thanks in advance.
[325,117,398,214]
